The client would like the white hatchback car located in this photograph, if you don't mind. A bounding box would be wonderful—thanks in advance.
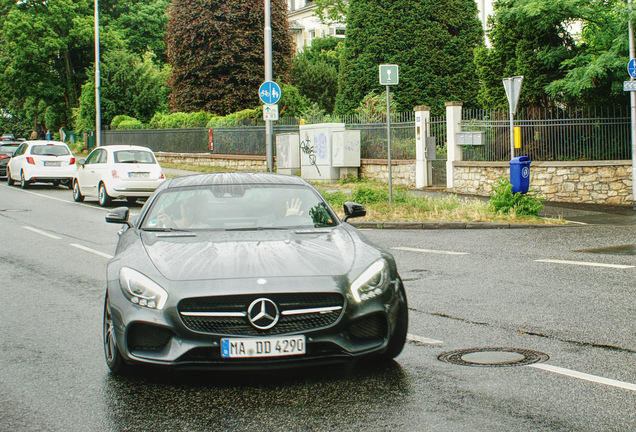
[73,145,165,206]
[7,140,77,189]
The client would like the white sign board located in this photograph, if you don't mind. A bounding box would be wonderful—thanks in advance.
[263,104,279,121]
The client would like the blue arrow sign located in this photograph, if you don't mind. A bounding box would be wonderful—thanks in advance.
[259,81,281,105]
[628,59,636,79]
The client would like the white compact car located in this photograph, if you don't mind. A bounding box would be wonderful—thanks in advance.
[73,145,165,206]
[7,140,77,188]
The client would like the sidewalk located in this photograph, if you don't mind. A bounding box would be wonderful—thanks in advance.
[162,168,636,227]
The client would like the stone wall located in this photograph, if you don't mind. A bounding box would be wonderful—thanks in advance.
[155,153,633,205]
[453,161,633,205]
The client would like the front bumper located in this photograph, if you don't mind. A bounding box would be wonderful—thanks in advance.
[107,275,404,370]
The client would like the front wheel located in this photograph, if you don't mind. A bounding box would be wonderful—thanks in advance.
[73,181,84,202]
[98,183,112,207]
[103,294,132,375]
[379,286,408,361]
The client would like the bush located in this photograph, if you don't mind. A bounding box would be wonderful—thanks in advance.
[111,115,138,128]
[488,177,544,216]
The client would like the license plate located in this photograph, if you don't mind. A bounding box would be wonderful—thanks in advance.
[221,335,306,358]
[44,161,61,167]
[128,172,149,178]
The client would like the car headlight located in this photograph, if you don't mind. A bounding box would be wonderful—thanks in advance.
[350,259,390,302]
[119,267,168,310]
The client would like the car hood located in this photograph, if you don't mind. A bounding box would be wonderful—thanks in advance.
[141,228,357,281]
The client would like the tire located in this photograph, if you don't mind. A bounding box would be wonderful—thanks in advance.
[103,294,133,375]
[7,168,14,186]
[73,181,85,202]
[20,171,29,189]
[380,284,408,361]
[98,183,112,207]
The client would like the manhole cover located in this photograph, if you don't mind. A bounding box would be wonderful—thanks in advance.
[438,347,549,367]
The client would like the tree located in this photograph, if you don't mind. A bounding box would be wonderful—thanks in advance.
[76,50,170,130]
[334,0,484,115]
[0,0,95,132]
[166,0,295,116]
[475,0,629,109]
[313,0,348,25]
[291,37,342,113]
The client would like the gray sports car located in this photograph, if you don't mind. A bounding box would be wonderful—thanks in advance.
[103,172,408,374]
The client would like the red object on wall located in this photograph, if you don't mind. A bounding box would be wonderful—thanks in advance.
[208,129,214,152]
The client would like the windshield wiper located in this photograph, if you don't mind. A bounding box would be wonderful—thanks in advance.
[142,227,191,232]
[224,227,288,231]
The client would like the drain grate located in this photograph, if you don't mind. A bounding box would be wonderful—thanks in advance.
[0,209,30,212]
[438,347,549,367]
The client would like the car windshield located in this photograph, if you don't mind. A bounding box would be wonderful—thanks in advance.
[114,150,156,164]
[0,144,18,156]
[30,145,70,156]
[141,184,339,230]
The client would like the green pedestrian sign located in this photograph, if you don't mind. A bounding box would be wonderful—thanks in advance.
[379,64,399,85]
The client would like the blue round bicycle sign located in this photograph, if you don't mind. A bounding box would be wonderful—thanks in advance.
[259,81,281,105]
[628,59,636,79]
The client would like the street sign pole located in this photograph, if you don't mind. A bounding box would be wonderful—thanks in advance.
[386,84,392,203]
[379,65,399,204]
[630,0,636,210]
[503,76,524,160]
[264,0,273,172]
[95,0,101,147]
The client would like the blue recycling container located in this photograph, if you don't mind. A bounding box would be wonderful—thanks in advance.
[509,156,531,194]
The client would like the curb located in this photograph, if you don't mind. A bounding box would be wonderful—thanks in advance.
[349,221,570,229]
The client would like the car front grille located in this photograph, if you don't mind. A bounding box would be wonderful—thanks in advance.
[178,293,345,336]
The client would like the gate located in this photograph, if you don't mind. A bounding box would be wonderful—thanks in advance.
[429,116,447,187]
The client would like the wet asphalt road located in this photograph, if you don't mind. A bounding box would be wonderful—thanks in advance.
[1,182,636,431]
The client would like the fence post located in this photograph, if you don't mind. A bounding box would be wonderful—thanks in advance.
[445,101,463,189]
[414,105,431,188]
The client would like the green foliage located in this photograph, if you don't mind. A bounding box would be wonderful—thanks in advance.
[111,115,138,127]
[313,0,348,25]
[335,0,484,116]
[76,49,170,128]
[166,0,294,115]
[488,177,543,216]
[355,91,399,120]
[317,189,350,210]
[207,109,260,127]
[278,84,310,118]
[476,0,629,109]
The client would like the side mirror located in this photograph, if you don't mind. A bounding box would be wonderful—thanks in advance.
[78,158,86,166]
[343,202,366,222]
[105,206,133,228]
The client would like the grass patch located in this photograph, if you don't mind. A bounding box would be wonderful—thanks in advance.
[158,164,565,224]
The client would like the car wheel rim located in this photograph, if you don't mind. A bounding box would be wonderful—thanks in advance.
[104,304,117,364]
[73,183,79,199]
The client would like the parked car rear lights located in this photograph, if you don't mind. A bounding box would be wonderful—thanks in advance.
[112,170,119,179]
[69,157,75,165]
[26,157,35,165]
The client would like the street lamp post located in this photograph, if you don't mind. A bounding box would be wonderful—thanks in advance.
[264,0,273,172]
[94,0,101,147]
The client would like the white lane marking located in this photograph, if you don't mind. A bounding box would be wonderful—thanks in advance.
[536,259,635,269]
[407,333,444,344]
[22,226,62,240]
[69,244,113,259]
[16,189,110,211]
[529,363,636,392]
[392,247,469,256]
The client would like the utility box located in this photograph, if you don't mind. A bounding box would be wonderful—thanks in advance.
[275,133,300,175]
[332,130,361,167]
[299,123,345,181]
[456,131,485,146]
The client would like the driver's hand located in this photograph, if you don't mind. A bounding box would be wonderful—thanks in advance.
[285,198,304,217]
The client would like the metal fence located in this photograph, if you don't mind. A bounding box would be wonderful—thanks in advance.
[103,113,417,160]
[461,106,631,161]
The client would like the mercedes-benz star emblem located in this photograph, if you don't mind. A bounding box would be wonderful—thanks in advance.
[247,298,279,330]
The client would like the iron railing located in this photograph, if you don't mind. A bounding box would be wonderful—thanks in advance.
[461,106,631,161]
